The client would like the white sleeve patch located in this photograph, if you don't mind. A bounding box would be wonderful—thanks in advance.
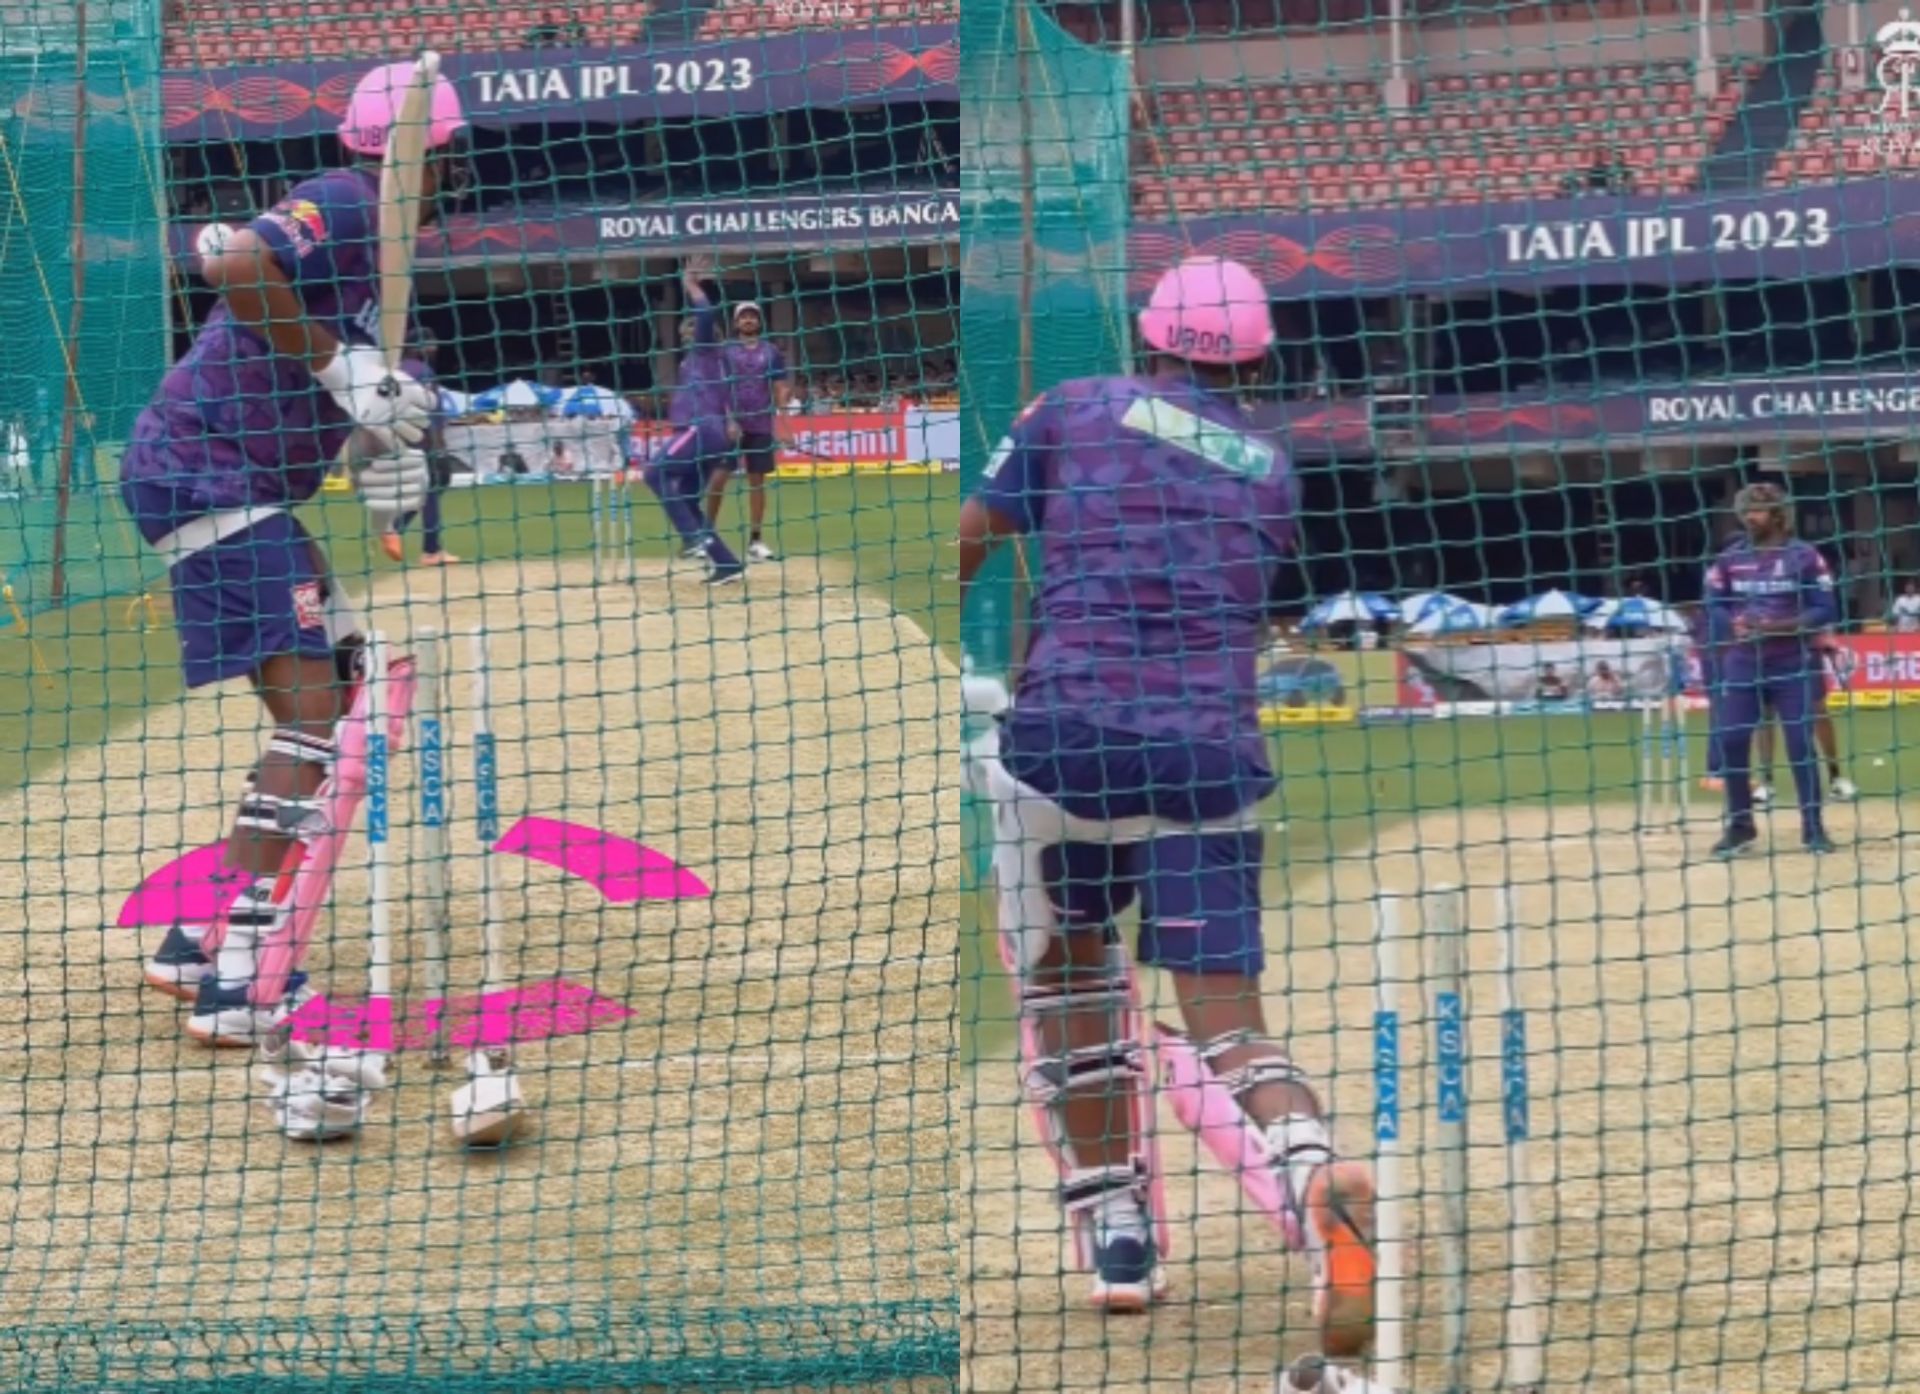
[983,436,1014,480]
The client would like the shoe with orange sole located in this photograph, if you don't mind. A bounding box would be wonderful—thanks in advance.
[421,552,461,566]
[379,532,404,563]
[1304,1160,1378,1359]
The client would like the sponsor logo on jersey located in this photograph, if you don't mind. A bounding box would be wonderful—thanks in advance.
[1121,395,1277,481]
[291,580,326,632]
[263,198,328,258]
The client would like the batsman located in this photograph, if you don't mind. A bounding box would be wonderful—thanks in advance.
[119,57,467,1080]
[958,256,1380,1371]
[1705,482,1838,858]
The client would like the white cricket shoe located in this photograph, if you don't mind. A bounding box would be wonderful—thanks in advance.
[1832,776,1858,801]
[1753,783,1773,806]
[747,539,778,563]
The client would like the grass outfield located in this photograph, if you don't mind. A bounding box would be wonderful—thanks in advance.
[0,472,959,790]
[961,704,1920,1063]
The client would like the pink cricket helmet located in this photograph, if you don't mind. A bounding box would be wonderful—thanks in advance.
[338,57,468,157]
[1137,255,1275,366]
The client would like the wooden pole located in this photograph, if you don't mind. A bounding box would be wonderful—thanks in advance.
[50,0,88,603]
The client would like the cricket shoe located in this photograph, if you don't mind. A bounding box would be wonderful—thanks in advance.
[1711,826,1759,861]
[1831,777,1858,801]
[144,924,211,1000]
[1699,776,1725,793]
[379,531,404,563]
[1302,1160,1379,1360]
[1275,1355,1399,1394]
[1753,783,1774,806]
[747,540,778,563]
[1086,1195,1167,1314]
[186,972,311,1049]
[1804,832,1838,855]
[708,562,746,588]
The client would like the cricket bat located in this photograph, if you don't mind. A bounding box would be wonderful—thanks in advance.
[377,51,441,374]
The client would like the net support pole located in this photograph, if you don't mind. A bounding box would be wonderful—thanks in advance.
[1695,0,1719,98]
[1009,0,1036,680]
[1385,0,1412,109]
[50,0,89,603]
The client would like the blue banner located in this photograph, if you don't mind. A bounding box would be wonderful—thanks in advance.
[156,26,955,143]
[1128,179,1920,299]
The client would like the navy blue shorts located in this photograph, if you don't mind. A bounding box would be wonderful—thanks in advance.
[999,713,1275,977]
[165,510,333,689]
[733,430,777,477]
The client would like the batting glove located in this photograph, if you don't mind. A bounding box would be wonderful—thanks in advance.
[354,446,430,523]
[313,345,433,448]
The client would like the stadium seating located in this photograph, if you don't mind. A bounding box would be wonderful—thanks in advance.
[162,0,954,66]
[1135,61,1751,213]
[1113,0,1706,40]
[1766,65,1912,187]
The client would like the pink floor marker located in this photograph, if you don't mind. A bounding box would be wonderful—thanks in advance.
[288,979,633,1053]
[493,816,711,902]
[116,841,249,928]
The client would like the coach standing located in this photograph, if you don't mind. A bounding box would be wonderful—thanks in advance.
[707,301,788,562]
[1705,483,1837,858]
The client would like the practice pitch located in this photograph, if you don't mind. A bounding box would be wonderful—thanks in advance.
[0,554,957,1386]
[967,798,1920,1394]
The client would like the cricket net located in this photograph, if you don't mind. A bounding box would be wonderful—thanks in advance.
[964,2,1920,1392]
[0,0,959,1388]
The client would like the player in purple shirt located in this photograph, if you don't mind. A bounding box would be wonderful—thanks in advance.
[706,301,789,562]
[640,267,744,586]
[958,257,1380,1366]
[1704,483,1839,857]
[120,59,467,1045]
[1691,601,1724,791]
[382,336,461,567]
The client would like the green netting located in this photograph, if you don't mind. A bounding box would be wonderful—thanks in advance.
[1,3,957,1390]
[959,0,1128,675]
[0,1,168,613]
[958,0,1128,887]
[964,2,1919,1392]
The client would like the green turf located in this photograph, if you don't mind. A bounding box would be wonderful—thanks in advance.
[0,473,959,792]
[960,705,1920,1064]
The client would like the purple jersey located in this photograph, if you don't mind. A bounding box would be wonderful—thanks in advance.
[724,338,787,435]
[670,304,730,438]
[976,374,1296,763]
[121,168,387,524]
[1705,537,1837,671]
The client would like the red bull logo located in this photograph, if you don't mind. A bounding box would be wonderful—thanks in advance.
[284,199,326,241]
